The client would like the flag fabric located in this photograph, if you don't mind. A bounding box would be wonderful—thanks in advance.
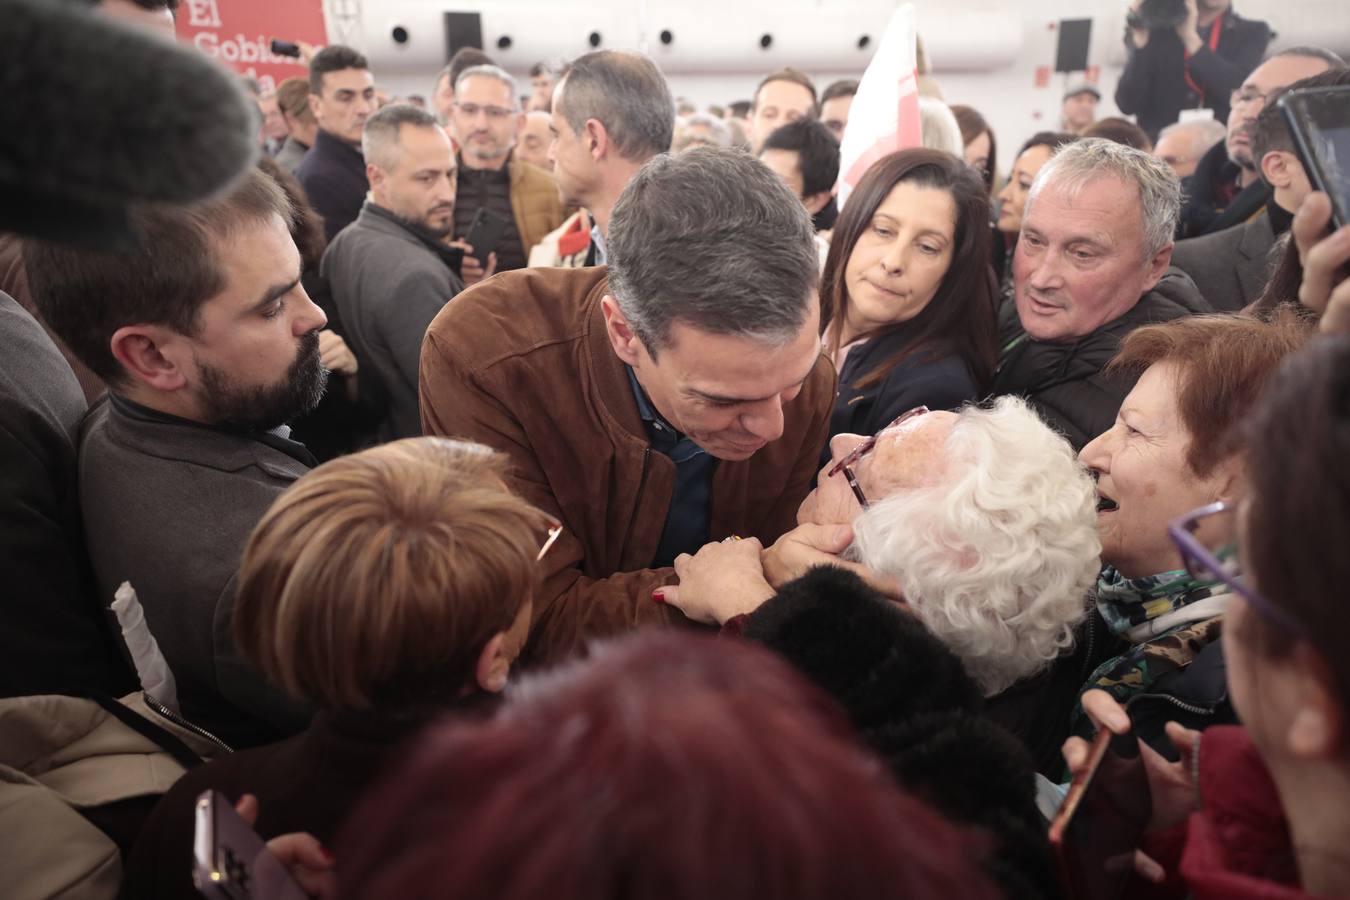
[835,3,923,211]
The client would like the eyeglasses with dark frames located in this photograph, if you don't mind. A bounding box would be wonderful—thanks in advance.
[825,406,930,510]
[1166,501,1306,637]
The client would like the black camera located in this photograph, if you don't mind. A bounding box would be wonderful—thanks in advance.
[1127,0,1188,30]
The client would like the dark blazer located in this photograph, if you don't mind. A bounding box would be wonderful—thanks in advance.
[1114,9,1271,142]
[830,330,981,446]
[78,396,314,747]
[991,269,1210,450]
[1171,210,1278,311]
[294,129,368,242]
[733,567,1058,900]
[1180,138,1271,238]
[0,293,134,697]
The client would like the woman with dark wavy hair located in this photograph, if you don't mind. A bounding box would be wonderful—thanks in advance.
[821,148,998,444]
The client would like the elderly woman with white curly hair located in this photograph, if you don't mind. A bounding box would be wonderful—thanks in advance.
[661,395,1103,776]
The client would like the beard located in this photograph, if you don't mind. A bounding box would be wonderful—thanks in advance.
[196,329,328,433]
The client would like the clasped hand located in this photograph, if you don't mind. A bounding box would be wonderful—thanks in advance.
[660,523,902,625]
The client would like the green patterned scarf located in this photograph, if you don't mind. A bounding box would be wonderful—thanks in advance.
[1094,561,1227,640]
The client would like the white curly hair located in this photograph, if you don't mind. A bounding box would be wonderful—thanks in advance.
[849,396,1101,696]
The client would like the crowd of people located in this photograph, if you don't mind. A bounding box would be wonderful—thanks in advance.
[4,0,1350,898]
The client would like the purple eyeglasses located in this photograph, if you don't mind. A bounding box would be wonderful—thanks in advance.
[1167,501,1306,637]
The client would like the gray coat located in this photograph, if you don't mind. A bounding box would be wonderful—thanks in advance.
[78,396,312,747]
[1170,212,1277,313]
[322,202,465,442]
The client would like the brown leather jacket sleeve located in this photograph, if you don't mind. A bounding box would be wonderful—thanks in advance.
[420,327,684,667]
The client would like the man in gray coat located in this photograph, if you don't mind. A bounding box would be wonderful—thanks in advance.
[322,103,465,442]
[25,169,329,748]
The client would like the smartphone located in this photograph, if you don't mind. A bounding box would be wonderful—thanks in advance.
[1279,85,1350,229]
[269,38,301,59]
[463,207,512,261]
[1048,728,1152,900]
[443,243,465,278]
[193,790,308,900]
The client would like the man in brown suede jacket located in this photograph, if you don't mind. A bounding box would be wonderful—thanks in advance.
[421,147,835,665]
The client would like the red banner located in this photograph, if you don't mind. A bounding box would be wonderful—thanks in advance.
[175,0,327,94]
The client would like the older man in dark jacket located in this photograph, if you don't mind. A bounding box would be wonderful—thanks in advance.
[991,139,1210,449]
[25,170,326,748]
[323,104,464,443]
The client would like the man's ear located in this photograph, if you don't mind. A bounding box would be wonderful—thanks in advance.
[306,93,322,121]
[109,324,189,392]
[1141,241,1174,293]
[601,295,643,366]
[803,189,832,216]
[366,163,384,192]
[474,632,510,694]
[1260,150,1295,190]
[584,118,609,160]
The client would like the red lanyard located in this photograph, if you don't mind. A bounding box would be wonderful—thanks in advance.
[1183,13,1225,105]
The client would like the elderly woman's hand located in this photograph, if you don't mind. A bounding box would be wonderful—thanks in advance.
[659,538,775,625]
[1292,192,1350,333]
[761,523,906,601]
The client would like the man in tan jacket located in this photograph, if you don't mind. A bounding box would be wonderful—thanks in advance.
[421,148,835,665]
[449,63,565,272]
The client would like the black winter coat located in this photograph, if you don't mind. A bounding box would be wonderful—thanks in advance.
[990,269,1210,450]
[1114,9,1271,142]
[735,567,1059,900]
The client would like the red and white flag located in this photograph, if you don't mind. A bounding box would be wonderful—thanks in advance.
[835,3,923,211]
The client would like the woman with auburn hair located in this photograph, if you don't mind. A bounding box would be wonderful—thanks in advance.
[820,148,998,446]
[1066,335,1350,898]
[1071,311,1311,756]
[337,632,1003,900]
[119,437,558,900]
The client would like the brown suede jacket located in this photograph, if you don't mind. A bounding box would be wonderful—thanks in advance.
[420,267,835,666]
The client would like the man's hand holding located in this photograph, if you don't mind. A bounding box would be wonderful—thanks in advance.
[450,240,498,287]
[660,538,775,625]
[1175,0,1203,54]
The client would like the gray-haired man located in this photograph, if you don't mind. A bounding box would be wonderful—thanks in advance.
[991,138,1210,449]
[321,104,464,442]
[420,147,836,666]
[529,50,675,268]
[449,63,564,271]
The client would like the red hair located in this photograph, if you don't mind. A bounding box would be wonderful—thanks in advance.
[336,632,997,900]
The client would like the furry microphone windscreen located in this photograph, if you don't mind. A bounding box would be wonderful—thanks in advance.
[0,0,260,249]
